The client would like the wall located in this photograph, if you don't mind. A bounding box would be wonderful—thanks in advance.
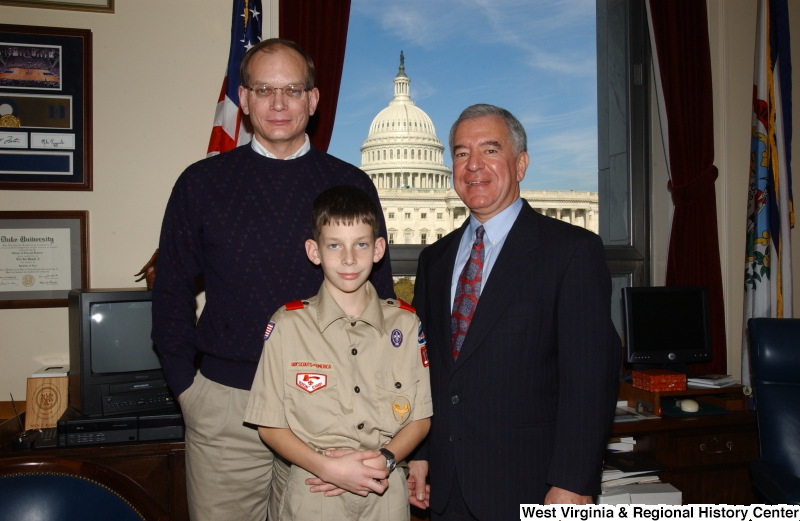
[651,0,800,379]
[0,1,278,399]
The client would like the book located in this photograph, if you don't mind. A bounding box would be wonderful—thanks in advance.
[687,374,739,388]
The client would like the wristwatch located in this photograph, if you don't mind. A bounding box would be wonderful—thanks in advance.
[379,448,397,473]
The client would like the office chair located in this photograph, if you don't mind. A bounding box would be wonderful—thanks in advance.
[0,456,168,521]
[748,317,800,505]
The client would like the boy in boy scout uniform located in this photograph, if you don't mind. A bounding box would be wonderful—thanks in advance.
[245,185,432,521]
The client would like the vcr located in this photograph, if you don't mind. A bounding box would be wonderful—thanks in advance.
[101,380,175,415]
[57,406,184,447]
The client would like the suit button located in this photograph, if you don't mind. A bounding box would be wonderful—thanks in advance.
[358,423,364,430]
[449,435,454,442]
[451,395,459,404]
[351,348,357,355]
[354,386,360,393]
[395,382,401,389]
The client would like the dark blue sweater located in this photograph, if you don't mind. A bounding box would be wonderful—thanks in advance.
[152,145,394,397]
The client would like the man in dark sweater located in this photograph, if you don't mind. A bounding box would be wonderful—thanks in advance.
[152,39,394,521]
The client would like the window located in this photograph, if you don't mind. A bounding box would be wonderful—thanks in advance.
[383,150,386,160]
[390,150,393,159]
[389,233,395,244]
[437,213,443,219]
[388,212,395,219]
[437,233,443,240]
[421,213,427,219]
[404,213,411,219]
[404,233,411,244]
[404,149,407,159]
[421,233,427,245]
[411,150,414,159]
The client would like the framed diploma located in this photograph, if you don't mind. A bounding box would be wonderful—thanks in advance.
[0,210,89,308]
[0,24,93,190]
[0,1,113,13]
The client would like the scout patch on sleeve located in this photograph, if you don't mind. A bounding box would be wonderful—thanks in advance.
[418,323,429,367]
[392,396,411,424]
[296,373,327,393]
[263,322,276,341]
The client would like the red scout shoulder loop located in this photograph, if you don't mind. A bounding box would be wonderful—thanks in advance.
[396,299,415,313]
[284,300,306,310]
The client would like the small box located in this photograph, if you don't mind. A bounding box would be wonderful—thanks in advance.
[25,376,69,430]
[632,369,686,392]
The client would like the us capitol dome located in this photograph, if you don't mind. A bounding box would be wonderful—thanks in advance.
[360,53,598,246]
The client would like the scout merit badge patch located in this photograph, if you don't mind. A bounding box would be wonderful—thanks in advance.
[392,396,411,424]
[418,323,429,367]
[296,373,327,393]
[390,329,403,347]
[263,322,275,341]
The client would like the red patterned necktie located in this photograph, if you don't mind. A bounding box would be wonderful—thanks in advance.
[451,225,485,360]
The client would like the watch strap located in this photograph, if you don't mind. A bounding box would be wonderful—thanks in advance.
[379,447,397,472]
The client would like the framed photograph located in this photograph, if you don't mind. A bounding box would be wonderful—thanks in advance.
[0,24,92,190]
[0,210,89,309]
[0,0,113,13]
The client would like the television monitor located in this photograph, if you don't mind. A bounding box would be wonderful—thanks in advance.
[621,286,712,373]
[68,288,176,416]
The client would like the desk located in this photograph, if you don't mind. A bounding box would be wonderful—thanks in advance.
[1,411,758,520]
[0,416,188,521]
[613,411,759,504]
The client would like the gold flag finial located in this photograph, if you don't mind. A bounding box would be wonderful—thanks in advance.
[243,0,249,29]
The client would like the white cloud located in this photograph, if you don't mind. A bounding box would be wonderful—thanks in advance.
[352,0,596,76]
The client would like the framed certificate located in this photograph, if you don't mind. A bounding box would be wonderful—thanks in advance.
[0,0,113,13]
[0,24,93,190]
[0,210,89,308]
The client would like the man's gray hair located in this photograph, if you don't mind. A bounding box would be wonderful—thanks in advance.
[449,104,528,157]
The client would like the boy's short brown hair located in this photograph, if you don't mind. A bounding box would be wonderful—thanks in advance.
[311,186,381,241]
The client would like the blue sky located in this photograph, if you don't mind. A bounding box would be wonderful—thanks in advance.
[327,0,598,192]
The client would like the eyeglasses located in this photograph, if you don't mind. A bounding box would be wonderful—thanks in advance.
[246,84,309,100]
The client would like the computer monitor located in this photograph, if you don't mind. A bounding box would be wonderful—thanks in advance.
[621,286,712,373]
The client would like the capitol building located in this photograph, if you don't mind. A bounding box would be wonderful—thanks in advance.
[359,54,599,245]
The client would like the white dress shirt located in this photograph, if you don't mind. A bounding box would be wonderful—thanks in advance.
[250,134,311,159]
[450,197,523,306]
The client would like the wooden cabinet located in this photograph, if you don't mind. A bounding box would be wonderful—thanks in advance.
[0,432,188,521]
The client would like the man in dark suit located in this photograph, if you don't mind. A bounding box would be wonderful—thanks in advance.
[407,104,620,519]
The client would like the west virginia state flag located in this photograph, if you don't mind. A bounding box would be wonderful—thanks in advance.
[742,0,794,386]
[207,0,263,156]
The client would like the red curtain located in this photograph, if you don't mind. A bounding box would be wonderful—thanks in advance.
[279,0,352,152]
[648,0,727,375]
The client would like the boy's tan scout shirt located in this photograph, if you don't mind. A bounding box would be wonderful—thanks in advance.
[244,281,433,452]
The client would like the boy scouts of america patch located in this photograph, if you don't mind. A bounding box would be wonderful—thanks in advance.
[392,396,411,424]
[390,329,403,347]
[263,322,275,341]
[296,373,327,393]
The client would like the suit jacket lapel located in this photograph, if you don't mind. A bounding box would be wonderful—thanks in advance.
[453,203,541,368]
[429,221,468,375]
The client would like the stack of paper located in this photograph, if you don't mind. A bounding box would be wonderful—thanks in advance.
[601,451,668,491]
[687,374,739,388]
[607,437,636,452]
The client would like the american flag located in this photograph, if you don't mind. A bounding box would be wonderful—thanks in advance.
[742,0,794,386]
[207,0,263,156]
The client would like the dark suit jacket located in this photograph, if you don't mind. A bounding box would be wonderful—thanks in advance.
[413,201,620,519]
